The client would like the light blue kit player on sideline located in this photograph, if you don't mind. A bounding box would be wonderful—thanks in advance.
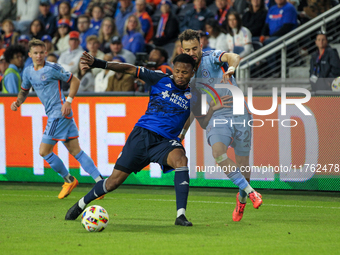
[10,39,104,199]
[179,29,263,222]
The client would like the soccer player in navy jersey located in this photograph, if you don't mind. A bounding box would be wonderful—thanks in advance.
[65,52,199,226]
[10,39,104,199]
[179,29,263,222]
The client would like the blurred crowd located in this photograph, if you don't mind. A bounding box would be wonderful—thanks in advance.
[0,0,339,93]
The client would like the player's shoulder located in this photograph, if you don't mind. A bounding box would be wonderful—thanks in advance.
[23,63,34,76]
[45,61,63,71]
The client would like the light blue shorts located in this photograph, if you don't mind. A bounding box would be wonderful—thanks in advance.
[206,114,252,156]
[42,117,79,145]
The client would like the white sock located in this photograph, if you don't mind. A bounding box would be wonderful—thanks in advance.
[239,194,247,203]
[78,197,86,210]
[177,208,185,217]
[243,185,255,195]
[94,175,103,183]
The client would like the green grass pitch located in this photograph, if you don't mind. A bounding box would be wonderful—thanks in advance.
[1,182,340,255]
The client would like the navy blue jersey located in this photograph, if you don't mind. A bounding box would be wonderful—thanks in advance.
[135,67,191,140]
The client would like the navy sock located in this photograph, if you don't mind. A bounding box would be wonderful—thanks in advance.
[174,167,189,211]
[83,179,108,204]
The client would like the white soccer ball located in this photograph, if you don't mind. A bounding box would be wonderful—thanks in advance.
[81,205,109,232]
[331,77,340,91]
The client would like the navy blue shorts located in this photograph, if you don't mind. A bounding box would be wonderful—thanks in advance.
[115,126,185,174]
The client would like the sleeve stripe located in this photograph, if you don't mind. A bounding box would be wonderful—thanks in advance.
[218,52,227,62]
[21,87,29,91]
[66,73,73,83]
[136,67,141,78]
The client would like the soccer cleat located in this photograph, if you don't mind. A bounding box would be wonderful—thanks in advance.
[175,214,193,226]
[58,177,79,199]
[249,191,263,209]
[233,192,246,222]
[95,195,105,200]
[65,202,84,220]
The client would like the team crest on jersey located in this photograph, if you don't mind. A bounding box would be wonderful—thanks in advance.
[184,92,192,99]
[202,69,210,78]
[40,74,47,81]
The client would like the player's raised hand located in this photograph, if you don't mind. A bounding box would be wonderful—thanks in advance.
[10,100,20,111]
[221,70,234,83]
[61,102,72,117]
[80,51,94,70]
[210,95,233,111]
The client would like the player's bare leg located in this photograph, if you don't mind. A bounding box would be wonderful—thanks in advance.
[40,142,78,199]
[64,138,104,199]
[65,169,129,220]
[167,148,192,226]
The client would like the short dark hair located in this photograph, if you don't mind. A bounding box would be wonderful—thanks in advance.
[178,29,200,44]
[316,31,327,40]
[28,38,46,51]
[78,14,90,22]
[4,45,26,63]
[153,47,168,62]
[47,52,59,60]
[173,53,195,69]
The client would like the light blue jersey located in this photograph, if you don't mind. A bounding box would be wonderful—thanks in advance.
[21,61,73,119]
[195,50,248,119]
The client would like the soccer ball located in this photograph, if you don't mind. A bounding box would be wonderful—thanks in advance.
[81,205,109,232]
[331,77,340,91]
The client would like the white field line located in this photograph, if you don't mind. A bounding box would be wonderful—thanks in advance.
[2,193,340,210]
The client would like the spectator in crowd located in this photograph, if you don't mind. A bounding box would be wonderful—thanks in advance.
[2,45,25,93]
[38,0,57,37]
[94,54,115,92]
[205,18,228,51]
[58,31,83,75]
[200,32,213,52]
[0,55,9,91]
[180,0,214,32]
[309,31,340,91]
[90,4,104,34]
[242,0,268,39]
[86,0,116,18]
[122,14,145,54]
[233,0,248,16]
[70,0,91,16]
[109,36,136,64]
[214,0,236,26]
[225,12,253,58]
[152,0,179,47]
[77,14,97,51]
[86,35,105,77]
[148,47,173,74]
[146,0,162,11]
[77,59,95,92]
[115,0,135,37]
[0,0,17,24]
[57,1,77,31]
[46,52,59,63]
[170,39,182,66]
[106,56,135,91]
[15,0,40,34]
[50,0,65,16]
[135,0,154,43]
[1,20,19,48]
[260,0,298,46]
[42,35,55,54]
[0,37,5,58]
[98,17,118,54]
[29,19,46,40]
[53,19,72,55]
[17,35,32,70]
[303,0,339,20]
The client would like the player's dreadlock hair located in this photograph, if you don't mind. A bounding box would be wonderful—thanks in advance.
[173,53,196,69]
[28,38,46,52]
[178,29,201,45]
[3,44,26,63]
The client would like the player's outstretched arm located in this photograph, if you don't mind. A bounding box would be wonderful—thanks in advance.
[80,51,137,75]
[220,53,241,83]
[11,89,29,111]
[61,76,80,117]
[196,95,233,129]
[178,113,195,142]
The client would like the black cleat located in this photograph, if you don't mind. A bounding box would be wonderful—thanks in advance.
[175,214,193,226]
[65,202,84,220]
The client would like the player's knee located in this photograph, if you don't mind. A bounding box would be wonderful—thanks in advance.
[39,149,49,157]
[173,154,188,168]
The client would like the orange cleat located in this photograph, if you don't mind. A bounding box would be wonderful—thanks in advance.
[58,177,79,199]
[95,195,105,200]
[249,191,263,209]
[233,192,246,222]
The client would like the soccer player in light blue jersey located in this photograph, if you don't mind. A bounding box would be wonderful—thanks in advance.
[10,39,104,199]
[179,29,262,221]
